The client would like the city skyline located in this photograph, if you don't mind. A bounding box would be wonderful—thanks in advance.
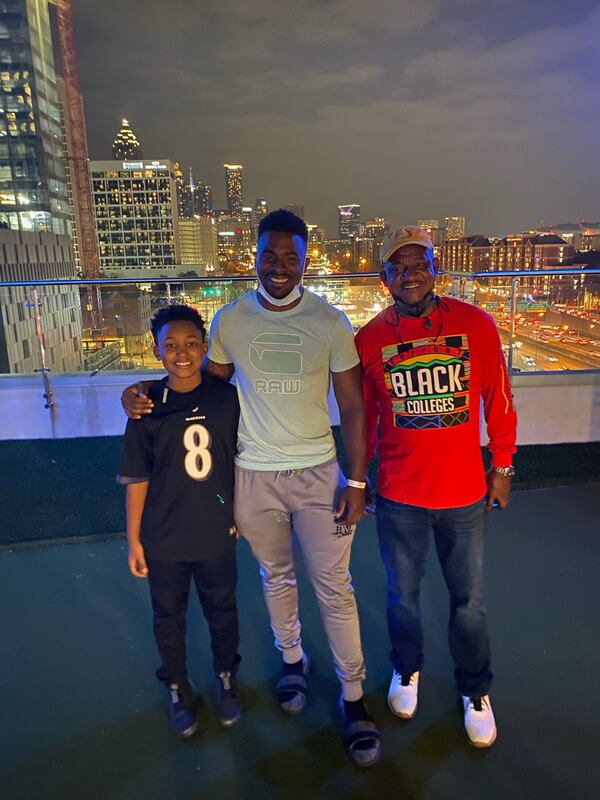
[72,0,600,237]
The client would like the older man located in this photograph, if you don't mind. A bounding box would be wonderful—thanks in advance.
[355,226,517,748]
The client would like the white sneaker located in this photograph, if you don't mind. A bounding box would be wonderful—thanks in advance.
[462,695,497,748]
[388,671,419,719]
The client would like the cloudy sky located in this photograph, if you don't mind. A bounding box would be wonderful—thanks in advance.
[72,0,600,237]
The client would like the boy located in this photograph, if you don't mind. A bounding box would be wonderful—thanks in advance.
[117,304,242,738]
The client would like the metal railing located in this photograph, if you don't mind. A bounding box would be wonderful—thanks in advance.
[1,267,599,408]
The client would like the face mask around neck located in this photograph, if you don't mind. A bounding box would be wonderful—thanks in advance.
[256,280,303,307]
[394,292,435,318]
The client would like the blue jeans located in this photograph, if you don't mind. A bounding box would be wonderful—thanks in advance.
[376,495,492,698]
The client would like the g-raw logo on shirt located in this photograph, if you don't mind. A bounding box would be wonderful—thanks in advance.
[250,332,302,394]
[382,334,471,429]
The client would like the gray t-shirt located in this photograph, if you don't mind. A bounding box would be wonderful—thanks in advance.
[208,289,359,470]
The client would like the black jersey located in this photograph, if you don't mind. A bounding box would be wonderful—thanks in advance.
[117,374,239,561]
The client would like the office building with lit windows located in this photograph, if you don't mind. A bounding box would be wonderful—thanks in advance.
[338,204,361,238]
[252,196,268,231]
[224,164,243,215]
[417,218,445,247]
[306,223,324,248]
[178,216,219,274]
[0,0,70,234]
[173,161,190,218]
[194,181,212,216]
[89,159,180,274]
[364,217,389,245]
[352,236,379,268]
[445,215,466,239]
[439,232,574,292]
[217,213,252,268]
[173,163,213,219]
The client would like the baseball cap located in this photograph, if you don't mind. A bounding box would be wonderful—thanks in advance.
[380,226,434,264]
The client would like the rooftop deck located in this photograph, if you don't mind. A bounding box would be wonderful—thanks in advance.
[2,483,598,800]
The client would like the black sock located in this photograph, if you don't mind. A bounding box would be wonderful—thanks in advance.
[343,698,371,722]
[283,657,305,675]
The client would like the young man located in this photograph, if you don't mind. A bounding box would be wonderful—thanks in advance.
[123,210,381,767]
[118,305,242,738]
[355,227,517,748]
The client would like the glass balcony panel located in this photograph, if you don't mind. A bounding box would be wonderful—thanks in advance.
[0,272,598,378]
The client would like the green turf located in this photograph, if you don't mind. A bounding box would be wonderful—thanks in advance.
[1,433,599,546]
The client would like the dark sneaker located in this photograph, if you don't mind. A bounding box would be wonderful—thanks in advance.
[167,681,199,738]
[217,671,242,727]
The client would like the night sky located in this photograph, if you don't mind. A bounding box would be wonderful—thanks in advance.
[72,0,600,237]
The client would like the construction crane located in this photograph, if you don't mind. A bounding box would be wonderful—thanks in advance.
[51,0,103,332]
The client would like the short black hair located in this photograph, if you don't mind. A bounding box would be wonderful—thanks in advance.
[151,304,207,343]
[258,208,308,243]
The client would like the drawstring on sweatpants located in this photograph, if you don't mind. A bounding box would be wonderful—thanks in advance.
[274,469,301,482]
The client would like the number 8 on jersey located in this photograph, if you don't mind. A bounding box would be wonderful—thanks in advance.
[183,423,213,481]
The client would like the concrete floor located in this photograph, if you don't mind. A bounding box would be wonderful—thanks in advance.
[1,484,599,800]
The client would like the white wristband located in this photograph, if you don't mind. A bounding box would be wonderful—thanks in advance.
[347,479,367,490]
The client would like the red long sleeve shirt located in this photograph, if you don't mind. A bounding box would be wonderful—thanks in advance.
[355,298,517,509]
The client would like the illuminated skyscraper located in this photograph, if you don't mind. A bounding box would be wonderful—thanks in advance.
[173,161,190,218]
[0,0,70,234]
[338,204,361,238]
[217,213,251,267]
[353,218,388,268]
[364,217,389,244]
[252,197,268,234]
[89,159,180,274]
[445,215,466,239]
[194,181,212,215]
[178,217,219,274]
[112,118,143,160]
[224,164,243,215]
[306,223,324,248]
[175,165,213,217]
[417,218,439,230]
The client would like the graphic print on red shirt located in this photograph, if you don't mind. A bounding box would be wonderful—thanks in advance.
[355,298,518,509]
[383,334,471,429]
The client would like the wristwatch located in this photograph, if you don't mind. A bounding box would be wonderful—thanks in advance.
[492,465,516,478]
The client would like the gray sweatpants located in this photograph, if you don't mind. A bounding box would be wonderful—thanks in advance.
[234,459,366,699]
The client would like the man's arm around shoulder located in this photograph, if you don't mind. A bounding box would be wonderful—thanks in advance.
[122,380,158,420]
[205,358,235,382]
